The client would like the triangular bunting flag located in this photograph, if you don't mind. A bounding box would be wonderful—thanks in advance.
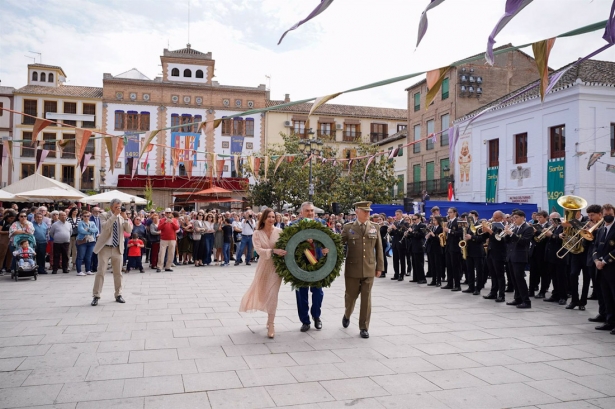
[32,118,52,147]
[263,156,270,180]
[131,157,138,179]
[309,92,343,117]
[216,159,225,180]
[113,137,125,173]
[232,155,239,176]
[75,128,92,163]
[247,156,255,174]
[253,157,261,175]
[364,155,376,180]
[103,137,115,172]
[138,130,159,160]
[532,38,556,102]
[35,149,49,172]
[2,139,12,170]
[274,155,286,175]
[80,153,92,174]
[425,67,451,108]
[185,157,193,179]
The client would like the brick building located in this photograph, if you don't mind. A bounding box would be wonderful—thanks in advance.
[405,46,541,200]
[0,86,15,186]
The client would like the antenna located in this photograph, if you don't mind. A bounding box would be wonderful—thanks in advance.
[28,51,42,63]
[24,55,36,63]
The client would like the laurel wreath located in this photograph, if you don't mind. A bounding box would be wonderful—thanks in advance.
[273,219,344,289]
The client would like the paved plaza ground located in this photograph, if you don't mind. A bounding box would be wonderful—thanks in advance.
[1,262,615,409]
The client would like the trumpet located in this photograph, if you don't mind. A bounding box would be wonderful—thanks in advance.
[476,220,492,235]
[557,218,604,259]
[495,224,513,241]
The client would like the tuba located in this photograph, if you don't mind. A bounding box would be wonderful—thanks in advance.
[556,195,588,258]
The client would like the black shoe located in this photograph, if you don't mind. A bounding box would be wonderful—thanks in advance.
[507,300,521,306]
[558,299,567,306]
[91,297,99,306]
[360,329,369,338]
[405,272,411,276]
[39,271,48,275]
[230,257,236,261]
[544,297,558,302]
[451,287,461,292]
[441,285,453,290]
[234,263,241,266]
[300,323,310,332]
[63,271,69,274]
[535,293,546,299]
[115,296,125,303]
[595,324,615,331]
[165,269,173,272]
[52,271,57,274]
[589,293,599,300]
[417,280,427,284]
[342,316,350,328]
[483,293,497,300]
[579,306,586,311]
[589,315,606,323]
[409,279,418,283]
[462,288,474,293]
[314,318,322,330]
[246,263,251,266]
[516,302,531,309]
[505,287,514,293]
[565,303,578,310]
[473,290,480,295]
[390,276,399,280]
[495,296,506,303]
[436,282,441,287]
[397,277,404,281]
[379,274,386,278]
[427,281,437,286]
[156,269,161,273]
[140,270,144,273]
[611,329,615,335]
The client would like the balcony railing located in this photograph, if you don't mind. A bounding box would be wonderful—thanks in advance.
[317,130,336,141]
[407,177,451,197]
[62,178,75,187]
[343,131,361,142]
[81,179,94,190]
[370,132,388,143]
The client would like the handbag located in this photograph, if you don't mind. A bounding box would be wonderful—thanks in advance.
[76,238,87,245]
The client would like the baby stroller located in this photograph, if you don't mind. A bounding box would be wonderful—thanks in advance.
[11,234,38,281]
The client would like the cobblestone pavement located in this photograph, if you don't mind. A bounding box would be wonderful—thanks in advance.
[1,262,614,409]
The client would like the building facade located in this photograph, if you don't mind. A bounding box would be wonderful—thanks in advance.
[12,64,103,191]
[101,45,268,207]
[0,86,15,187]
[372,128,408,203]
[405,46,541,200]
[454,59,615,211]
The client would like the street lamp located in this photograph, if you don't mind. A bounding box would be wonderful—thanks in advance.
[297,128,324,202]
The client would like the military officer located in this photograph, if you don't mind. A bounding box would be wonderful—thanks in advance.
[341,201,384,338]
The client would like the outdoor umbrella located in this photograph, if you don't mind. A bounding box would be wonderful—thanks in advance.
[81,190,147,205]
[16,187,86,202]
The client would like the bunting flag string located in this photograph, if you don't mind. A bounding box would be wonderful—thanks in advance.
[31,118,52,147]
[486,0,534,65]
[416,0,447,48]
[80,153,92,174]
[277,0,334,45]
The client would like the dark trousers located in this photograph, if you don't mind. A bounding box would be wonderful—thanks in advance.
[381,244,388,275]
[36,242,47,274]
[405,242,412,273]
[465,256,484,290]
[428,249,443,283]
[53,242,69,273]
[91,252,98,272]
[193,238,203,262]
[591,266,607,317]
[529,253,543,292]
[510,261,530,303]
[539,261,553,295]
[296,287,323,325]
[487,255,505,297]
[570,254,590,306]
[446,250,462,287]
[412,252,425,281]
[392,241,406,278]
[549,262,568,301]
[127,255,143,271]
[600,270,615,325]
[505,262,514,290]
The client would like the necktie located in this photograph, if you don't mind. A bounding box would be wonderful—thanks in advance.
[113,220,119,247]
[361,223,366,235]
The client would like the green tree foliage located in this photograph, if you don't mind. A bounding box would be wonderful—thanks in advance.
[246,134,397,213]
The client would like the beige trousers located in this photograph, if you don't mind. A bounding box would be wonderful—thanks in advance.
[70,236,77,266]
[344,276,374,330]
[92,246,123,298]
[158,239,176,270]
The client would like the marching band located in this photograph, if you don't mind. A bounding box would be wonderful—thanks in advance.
[376,197,615,334]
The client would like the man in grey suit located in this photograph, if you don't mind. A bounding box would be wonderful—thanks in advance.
[91,198,132,306]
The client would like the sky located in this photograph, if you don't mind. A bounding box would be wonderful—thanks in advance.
[1,0,615,109]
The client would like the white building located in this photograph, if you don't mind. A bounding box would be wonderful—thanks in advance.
[0,86,15,186]
[454,59,615,211]
[372,128,408,203]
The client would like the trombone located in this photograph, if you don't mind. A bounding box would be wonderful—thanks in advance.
[536,224,556,241]
[556,218,604,259]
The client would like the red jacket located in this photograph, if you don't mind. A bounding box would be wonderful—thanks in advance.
[158,218,179,240]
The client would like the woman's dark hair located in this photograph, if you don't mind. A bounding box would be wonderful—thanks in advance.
[68,207,79,218]
[257,208,274,230]
[3,210,16,219]
[197,213,204,219]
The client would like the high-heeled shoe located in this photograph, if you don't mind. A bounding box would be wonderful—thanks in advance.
[267,323,275,338]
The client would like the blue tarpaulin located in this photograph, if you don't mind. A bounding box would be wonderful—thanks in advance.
[371,201,538,220]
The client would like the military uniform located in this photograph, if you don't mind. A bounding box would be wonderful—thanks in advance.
[341,202,384,334]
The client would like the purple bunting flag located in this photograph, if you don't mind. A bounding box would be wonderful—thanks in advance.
[486,0,534,65]
[416,0,446,48]
[278,0,335,45]
[603,0,615,44]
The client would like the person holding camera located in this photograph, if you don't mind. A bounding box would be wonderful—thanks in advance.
[234,210,255,265]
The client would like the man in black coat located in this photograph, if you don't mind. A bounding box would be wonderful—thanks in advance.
[591,203,615,333]
[529,211,550,298]
[388,209,409,281]
[503,210,535,308]
[567,209,590,310]
[426,216,444,286]
[442,207,462,291]
[482,211,508,302]
[408,214,427,284]
[585,205,606,322]
[463,210,487,295]
[543,213,568,305]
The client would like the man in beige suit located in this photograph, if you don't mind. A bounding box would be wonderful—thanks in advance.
[341,201,384,338]
[91,198,132,306]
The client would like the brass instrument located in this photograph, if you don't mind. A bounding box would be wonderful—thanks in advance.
[495,223,512,241]
[469,220,477,234]
[557,217,603,259]
[437,216,447,247]
[536,224,556,241]
[476,220,491,235]
[556,195,588,258]
[459,221,468,260]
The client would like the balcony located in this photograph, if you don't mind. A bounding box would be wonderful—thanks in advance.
[343,131,361,142]
[317,130,336,141]
[294,131,308,139]
[370,132,388,143]
[407,177,451,197]
[81,179,94,190]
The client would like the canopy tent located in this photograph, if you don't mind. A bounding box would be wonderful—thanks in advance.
[4,173,83,196]
[173,186,235,198]
[0,190,16,200]
[81,190,147,205]
[16,187,86,202]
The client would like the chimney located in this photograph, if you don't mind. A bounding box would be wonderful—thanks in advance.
[284,94,290,103]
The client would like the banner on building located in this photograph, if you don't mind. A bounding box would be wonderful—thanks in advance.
[125,133,140,159]
[485,167,499,203]
[170,132,199,165]
[230,136,244,175]
[547,158,565,214]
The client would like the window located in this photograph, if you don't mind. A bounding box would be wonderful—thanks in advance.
[42,164,55,179]
[370,123,388,143]
[221,118,232,135]
[318,122,332,139]
[21,132,34,157]
[126,111,139,131]
[397,144,403,157]
[293,120,306,138]
[550,124,565,159]
[488,139,499,167]
[440,158,450,179]
[40,73,46,82]
[196,69,204,79]
[343,148,357,159]
[23,100,37,125]
[43,133,56,158]
[232,118,244,136]
[515,132,528,164]
[183,69,192,77]
[413,164,421,183]
[440,114,450,146]
[62,134,75,159]
[414,92,420,111]
[413,124,421,153]
[397,124,407,132]
[138,111,149,131]
[62,165,75,187]
[442,78,449,100]
[114,111,124,130]
[426,119,434,150]
[171,114,180,129]
[344,124,360,141]
[397,175,404,197]
[81,167,94,190]
[171,68,179,77]
[611,124,615,157]
[21,164,35,179]
[44,100,57,119]
[245,119,255,137]
[180,115,193,132]
[82,103,96,128]
[48,73,54,83]
[63,102,77,126]
[32,71,38,81]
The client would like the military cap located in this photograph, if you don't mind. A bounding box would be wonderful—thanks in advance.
[353,201,373,212]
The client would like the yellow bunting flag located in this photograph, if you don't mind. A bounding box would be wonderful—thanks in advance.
[308,92,343,117]
[532,38,556,102]
[263,156,270,180]
[273,155,286,175]
[425,67,451,109]
[138,130,159,161]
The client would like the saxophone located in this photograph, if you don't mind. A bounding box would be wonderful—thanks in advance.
[459,223,468,260]
[438,217,447,247]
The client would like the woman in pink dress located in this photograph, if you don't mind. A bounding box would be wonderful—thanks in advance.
[239,208,287,338]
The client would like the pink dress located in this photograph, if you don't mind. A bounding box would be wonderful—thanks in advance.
[239,228,283,314]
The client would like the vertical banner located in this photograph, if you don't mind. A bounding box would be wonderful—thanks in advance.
[547,158,565,213]
[485,167,499,203]
[230,136,244,176]
[170,132,200,165]
[125,133,140,159]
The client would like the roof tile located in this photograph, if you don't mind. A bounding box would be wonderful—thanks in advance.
[14,85,102,99]
[266,100,407,121]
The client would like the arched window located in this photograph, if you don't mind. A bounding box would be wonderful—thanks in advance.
[171,68,179,77]
[32,71,38,81]
[196,70,204,79]
[48,73,54,83]
[40,73,46,82]
[183,69,192,78]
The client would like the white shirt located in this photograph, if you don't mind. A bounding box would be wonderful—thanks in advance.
[241,218,255,235]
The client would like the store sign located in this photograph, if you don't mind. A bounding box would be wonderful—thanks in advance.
[506,194,534,204]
